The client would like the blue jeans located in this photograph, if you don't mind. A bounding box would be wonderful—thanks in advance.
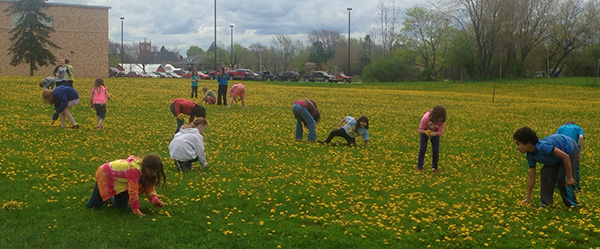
[418,133,440,169]
[572,143,581,190]
[292,103,316,142]
[170,102,185,133]
[86,182,129,209]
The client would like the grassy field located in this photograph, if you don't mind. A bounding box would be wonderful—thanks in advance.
[1,76,599,248]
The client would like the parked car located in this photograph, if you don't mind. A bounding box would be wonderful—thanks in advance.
[335,73,352,83]
[208,67,246,80]
[109,67,125,77]
[156,72,170,78]
[197,72,210,79]
[146,72,160,78]
[258,71,276,81]
[166,72,182,78]
[125,71,139,78]
[275,71,301,82]
[304,71,336,82]
[236,69,260,80]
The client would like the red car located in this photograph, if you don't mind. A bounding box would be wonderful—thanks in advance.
[336,73,352,83]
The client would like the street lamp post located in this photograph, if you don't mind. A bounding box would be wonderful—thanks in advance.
[230,24,234,67]
[120,17,124,66]
[347,8,352,76]
[214,0,217,69]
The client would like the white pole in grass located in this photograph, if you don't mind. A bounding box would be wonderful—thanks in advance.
[493,62,500,104]
[547,50,551,84]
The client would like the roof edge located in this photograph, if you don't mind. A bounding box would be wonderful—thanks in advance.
[0,0,111,10]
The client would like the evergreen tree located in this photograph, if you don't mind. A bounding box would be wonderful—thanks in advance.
[5,0,59,76]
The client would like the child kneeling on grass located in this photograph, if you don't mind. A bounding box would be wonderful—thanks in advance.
[513,126,579,208]
[169,118,208,172]
[86,154,166,216]
[321,115,369,147]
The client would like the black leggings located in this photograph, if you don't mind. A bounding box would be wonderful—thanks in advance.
[324,128,355,146]
[217,85,227,105]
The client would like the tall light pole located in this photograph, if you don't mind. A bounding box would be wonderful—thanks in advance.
[230,24,234,67]
[120,17,124,66]
[214,0,217,69]
[347,8,352,76]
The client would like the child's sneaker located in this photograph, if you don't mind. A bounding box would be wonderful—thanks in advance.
[432,168,440,173]
[72,124,80,129]
[417,168,423,171]
[96,126,103,130]
[174,161,184,172]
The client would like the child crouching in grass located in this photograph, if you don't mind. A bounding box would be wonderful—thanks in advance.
[513,127,579,208]
[169,117,209,172]
[86,154,166,216]
[320,115,369,147]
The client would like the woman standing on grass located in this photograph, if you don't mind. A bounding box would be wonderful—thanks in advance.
[190,70,200,99]
[216,66,228,106]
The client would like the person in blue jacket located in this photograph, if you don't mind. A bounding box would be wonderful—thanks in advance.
[556,121,585,190]
[216,66,228,106]
[42,85,80,128]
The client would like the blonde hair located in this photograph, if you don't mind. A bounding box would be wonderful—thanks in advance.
[41,89,54,105]
[181,117,208,129]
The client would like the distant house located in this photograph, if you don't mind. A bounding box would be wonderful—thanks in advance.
[0,0,110,77]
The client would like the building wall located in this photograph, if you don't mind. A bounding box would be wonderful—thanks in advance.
[0,1,109,78]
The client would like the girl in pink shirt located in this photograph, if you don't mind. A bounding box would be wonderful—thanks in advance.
[89,78,111,129]
[417,105,447,172]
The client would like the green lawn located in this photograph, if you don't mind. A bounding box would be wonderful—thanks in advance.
[1,76,599,248]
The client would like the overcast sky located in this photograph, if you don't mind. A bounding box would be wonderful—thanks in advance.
[50,0,430,55]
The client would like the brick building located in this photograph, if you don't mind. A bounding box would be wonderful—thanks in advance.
[0,0,109,77]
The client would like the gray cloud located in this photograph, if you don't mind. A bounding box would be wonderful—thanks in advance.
[51,0,429,53]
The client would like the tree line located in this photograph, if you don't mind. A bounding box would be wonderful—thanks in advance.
[104,0,597,81]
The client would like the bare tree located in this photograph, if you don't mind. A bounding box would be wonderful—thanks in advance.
[308,29,342,61]
[249,43,267,71]
[442,0,504,78]
[272,35,303,71]
[375,0,401,53]
[503,0,557,76]
[547,0,599,76]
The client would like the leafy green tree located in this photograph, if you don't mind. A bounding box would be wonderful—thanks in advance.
[308,40,327,69]
[5,0,59,76]
[362,48,419,82]
[401,7,451,81]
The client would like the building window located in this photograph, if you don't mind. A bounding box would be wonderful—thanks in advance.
[11,13,54,28]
